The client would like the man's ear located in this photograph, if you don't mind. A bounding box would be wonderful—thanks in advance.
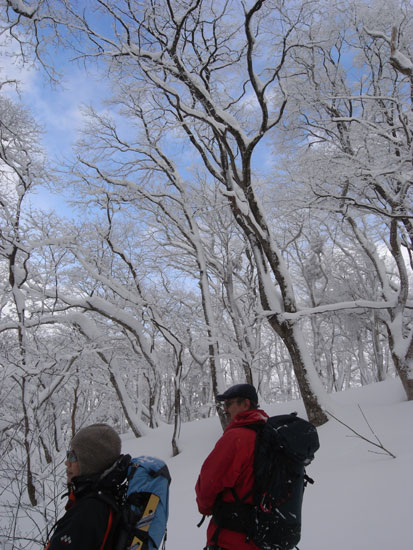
[242,398,251,411]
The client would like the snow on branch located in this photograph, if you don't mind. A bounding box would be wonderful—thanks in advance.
[389,26,413,75]
[364,25,413,76]
[363,26,391,45]
[264,298,398,322]
[6,0,38,19]
[331,117,404,146]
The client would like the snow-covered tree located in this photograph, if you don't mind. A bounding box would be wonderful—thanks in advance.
[274,0,413,399]
[47,0,332,425]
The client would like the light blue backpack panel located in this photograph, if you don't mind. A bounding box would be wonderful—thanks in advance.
[126,456,171,550]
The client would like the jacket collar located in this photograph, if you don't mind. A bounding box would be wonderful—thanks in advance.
[67,472,101,499]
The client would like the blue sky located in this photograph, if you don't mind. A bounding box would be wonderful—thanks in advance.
[1,18,276,220]
[1,30,112,216]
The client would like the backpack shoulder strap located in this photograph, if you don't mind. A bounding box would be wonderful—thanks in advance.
[100,507,115,550]
[89,492,121,550]
[241,422,265,432]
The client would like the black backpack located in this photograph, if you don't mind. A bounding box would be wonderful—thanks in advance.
[212,412,320,550]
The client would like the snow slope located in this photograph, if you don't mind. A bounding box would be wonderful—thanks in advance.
[121,379,413,550]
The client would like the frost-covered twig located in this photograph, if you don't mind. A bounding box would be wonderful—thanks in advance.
[357,405,383,447]
[326,409,396,459]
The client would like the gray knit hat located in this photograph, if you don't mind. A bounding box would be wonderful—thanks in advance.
[70,423,121,476]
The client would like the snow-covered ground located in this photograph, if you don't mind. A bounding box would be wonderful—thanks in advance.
[121,378,413,550]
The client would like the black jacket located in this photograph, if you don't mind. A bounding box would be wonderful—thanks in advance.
[46,473,117,550]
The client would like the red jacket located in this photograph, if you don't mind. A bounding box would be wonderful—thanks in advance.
[195,408,269,550]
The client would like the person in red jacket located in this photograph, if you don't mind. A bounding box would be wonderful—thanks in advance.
[195,384,269,550]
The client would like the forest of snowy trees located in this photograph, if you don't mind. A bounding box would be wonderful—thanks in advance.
[0,0,412,547]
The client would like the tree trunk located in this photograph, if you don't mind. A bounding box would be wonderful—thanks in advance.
[371,314,386,382]
[390,341,413,401]
[171,352,183,457]
[387,326,413,401]
[21,378,37,506]
[268,318,329,427]
[107,363,143,438]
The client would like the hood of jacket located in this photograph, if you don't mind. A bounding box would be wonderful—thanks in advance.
[225,408,269,431]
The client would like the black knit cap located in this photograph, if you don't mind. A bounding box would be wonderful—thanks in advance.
[70,423,121,476]
[216,383,258,404]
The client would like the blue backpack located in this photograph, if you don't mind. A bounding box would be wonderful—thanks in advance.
[99,454,171,550]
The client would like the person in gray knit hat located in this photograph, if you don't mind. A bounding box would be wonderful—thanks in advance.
[46,423,122,550]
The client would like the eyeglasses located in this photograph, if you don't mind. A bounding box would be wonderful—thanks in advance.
[66,449,78,463]
[224,398,242,410]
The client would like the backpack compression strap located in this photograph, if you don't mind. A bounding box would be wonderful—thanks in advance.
[129,493,160,550]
